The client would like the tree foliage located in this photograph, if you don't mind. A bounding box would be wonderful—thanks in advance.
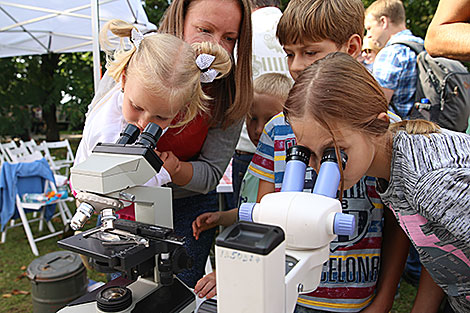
[143,0,171,26]
[0,53,94,140]
[0,0,166,141]
[0,57,32,140]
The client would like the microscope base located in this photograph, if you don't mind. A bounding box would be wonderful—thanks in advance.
[58,276,195,313]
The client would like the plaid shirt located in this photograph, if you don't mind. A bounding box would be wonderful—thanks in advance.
[373,30,424,117]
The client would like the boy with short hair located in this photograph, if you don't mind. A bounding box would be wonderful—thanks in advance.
[241,72,294,204]
[276,0,363,81]
[248,0,406,312]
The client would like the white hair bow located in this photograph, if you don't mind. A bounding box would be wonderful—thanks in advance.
[131,28,144,50]
[196,53,219,83]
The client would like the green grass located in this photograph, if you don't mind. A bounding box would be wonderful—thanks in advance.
[0,213,106,313]
[394,280,418,312]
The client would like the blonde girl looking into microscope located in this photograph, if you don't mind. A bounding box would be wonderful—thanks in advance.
[74,19,232,186]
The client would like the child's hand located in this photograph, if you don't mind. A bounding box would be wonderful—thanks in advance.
[192,212,221,240]
[158,150,181,178]
[194,271,217,299]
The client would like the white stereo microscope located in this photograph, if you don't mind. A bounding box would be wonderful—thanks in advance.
[199,146,356,313]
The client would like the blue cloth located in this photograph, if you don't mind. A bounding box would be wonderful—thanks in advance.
[373,30,424,117]
[0,158,57,231]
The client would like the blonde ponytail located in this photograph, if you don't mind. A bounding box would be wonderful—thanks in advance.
[389,120,441,136]
[171,41,232,128]
[99,19,138,82]
[192,41,232,79]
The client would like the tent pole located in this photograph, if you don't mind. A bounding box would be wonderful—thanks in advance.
[91,0,101,93]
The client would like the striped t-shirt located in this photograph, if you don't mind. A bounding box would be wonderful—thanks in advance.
[378,129,470,312]
[248,112,316,193]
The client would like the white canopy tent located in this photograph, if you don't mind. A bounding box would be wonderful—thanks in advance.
[0,0,156,90]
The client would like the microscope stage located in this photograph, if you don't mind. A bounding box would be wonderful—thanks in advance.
[58,219,184,273]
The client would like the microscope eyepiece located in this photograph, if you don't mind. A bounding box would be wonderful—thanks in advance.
[321,147,348,169]
[116,124,140,145]
[286,145,311,164]
[312,148,348,198]
[135,123,163,150]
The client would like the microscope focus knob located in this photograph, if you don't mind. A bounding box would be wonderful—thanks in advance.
[333,213,355,236]
[238,203,255,222]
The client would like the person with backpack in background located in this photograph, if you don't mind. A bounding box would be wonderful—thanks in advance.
[366,0,470,133]
[364,0,423,119]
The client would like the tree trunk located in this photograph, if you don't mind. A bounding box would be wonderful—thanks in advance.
[41,53,60,141]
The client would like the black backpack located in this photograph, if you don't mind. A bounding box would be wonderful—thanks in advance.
[390,40,470,132]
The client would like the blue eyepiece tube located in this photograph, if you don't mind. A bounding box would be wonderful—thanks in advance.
[281,145,311,192]
[312,147,348,198]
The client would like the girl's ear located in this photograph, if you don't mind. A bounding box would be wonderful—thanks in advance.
[346,34,363,59]
[377,112,390,124]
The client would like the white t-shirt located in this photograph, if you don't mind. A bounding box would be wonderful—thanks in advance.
[74,83,171,188]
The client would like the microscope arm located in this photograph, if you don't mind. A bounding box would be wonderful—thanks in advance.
[108,185,173,229]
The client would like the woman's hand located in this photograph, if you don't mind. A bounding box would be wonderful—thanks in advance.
[194,271,217,299]
[192,212,221,240]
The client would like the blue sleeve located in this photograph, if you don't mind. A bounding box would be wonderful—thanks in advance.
[373,47,405,91]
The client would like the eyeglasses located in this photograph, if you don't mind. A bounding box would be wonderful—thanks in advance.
[362,49,372,54]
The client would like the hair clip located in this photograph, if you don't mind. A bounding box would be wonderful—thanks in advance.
[131,28,144,50]
[196,53,219,83]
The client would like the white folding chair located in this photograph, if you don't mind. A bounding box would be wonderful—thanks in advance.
[2,140,42,163]
[1,141,18,162]
[23,139,44,155]
[20,140,69,187]
[0,143,10,164]
[0,168,73,256]
[40,139,75,176]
